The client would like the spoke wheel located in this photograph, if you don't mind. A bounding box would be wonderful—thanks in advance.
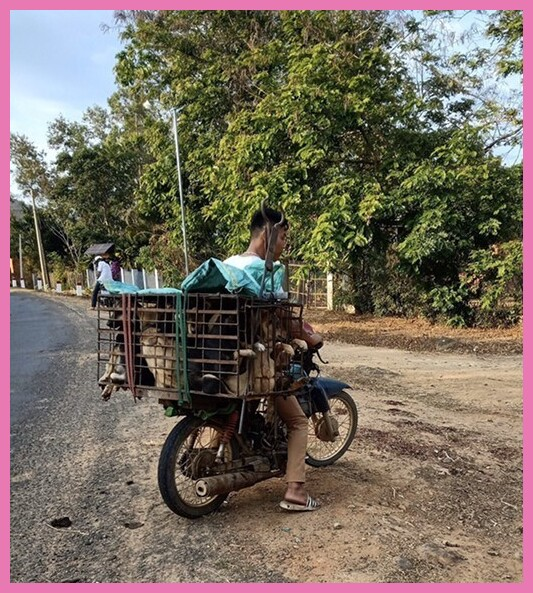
[158,416,238,519]
[305,390,358,467]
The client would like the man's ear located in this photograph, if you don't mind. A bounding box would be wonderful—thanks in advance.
[258,227,268,248]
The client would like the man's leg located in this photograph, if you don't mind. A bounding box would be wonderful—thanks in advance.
[275,394,317,506]
[91,282,101,308]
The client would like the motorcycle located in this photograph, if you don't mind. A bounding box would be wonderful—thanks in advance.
[157,341,358,519]
[97,276,358,519]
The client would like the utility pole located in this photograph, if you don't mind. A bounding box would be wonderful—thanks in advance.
[30,187,50,289]
[172,108,189,276]
[18,233,25,288]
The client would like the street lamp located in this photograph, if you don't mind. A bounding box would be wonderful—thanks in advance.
[171,107,189,276]
[19,234,25,288]
[143,100,190,276]
[29,186,50,289]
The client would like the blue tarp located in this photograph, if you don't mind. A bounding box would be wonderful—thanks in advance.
[180,258,286,298]
[102,257,286,299]
[102,279,180,295]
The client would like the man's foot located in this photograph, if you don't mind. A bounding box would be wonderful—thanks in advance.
[280,495,321,512]
[282,482,320,510]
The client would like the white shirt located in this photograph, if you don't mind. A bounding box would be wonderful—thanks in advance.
[96,259,113,283]
[223,254,263,270]
[223,254,288,299]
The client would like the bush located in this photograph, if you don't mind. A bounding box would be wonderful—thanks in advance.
[464,240,523,327]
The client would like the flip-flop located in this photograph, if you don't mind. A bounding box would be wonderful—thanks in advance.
[279,495,321,512]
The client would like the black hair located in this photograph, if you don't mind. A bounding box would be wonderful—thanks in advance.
[250,207,289,235]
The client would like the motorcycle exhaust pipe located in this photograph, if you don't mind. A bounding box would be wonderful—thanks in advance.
[195,470,276,497]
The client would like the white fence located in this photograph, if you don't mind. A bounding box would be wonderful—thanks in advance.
[86,268,162,290]
[24,264,336,310]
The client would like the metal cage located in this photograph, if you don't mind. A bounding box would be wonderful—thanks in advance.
[97,292,304,405]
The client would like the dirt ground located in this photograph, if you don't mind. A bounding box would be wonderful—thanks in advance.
[216,311,523,582]
[10,293,523,583]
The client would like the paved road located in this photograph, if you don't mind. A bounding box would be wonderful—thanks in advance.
[9,291,286,583]
[10,291,520,583]
[10,292,78,424]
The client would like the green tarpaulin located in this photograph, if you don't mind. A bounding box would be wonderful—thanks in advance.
[180,258,286,298]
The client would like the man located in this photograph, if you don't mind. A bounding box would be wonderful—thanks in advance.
[90,254,113,310]
[224,207,321,511]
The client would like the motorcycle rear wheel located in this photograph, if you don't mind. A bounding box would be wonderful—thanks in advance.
[305,390,358,467]
[158,416,239,519]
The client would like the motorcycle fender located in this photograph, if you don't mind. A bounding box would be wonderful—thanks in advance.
[314,377,351,397]
[310,378,351,414]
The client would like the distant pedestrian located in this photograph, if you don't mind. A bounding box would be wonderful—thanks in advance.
[91,254,112,309]
[110,253,122,282]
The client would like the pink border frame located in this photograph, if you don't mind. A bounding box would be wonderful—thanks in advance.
[3,1,527,590]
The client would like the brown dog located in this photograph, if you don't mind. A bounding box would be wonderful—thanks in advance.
[137,306,177,390]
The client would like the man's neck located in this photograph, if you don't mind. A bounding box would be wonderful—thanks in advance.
[243,240,265,259]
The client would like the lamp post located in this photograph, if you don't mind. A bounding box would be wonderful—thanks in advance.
[143,100,190,276]
[171,107,189,276]
[30,187,50,289]
[18,234,25,288]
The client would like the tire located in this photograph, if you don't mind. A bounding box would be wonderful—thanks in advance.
[158,416,239,519]
[305,390,358,467]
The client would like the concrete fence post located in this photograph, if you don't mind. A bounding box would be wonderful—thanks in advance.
[327,273,334,310]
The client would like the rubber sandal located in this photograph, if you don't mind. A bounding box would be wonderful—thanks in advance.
[279,495,321,512]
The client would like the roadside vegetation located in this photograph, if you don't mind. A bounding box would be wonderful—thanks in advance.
[10,10,522,328]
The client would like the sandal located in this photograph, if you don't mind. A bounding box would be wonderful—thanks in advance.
[279,495,321,512]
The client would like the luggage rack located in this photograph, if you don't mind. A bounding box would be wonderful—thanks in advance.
[97,292,305,405]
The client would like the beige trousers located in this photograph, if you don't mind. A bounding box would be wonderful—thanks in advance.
[275,394,308,483]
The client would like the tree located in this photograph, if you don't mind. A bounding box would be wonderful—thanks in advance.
[46,110,151,270]
[10,134,52,288]
[10,10,522,325]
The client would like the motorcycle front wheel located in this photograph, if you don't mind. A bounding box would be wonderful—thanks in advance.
[305,390,358,467]
[158,415,239,519]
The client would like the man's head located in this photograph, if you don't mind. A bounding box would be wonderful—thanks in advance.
[249,206,289,261]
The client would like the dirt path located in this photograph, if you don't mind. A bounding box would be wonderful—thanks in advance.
[213,337,522,583]
[10,292,523,583]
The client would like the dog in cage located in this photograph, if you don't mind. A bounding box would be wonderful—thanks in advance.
[248,306,309,394]
[185,295,253,396]
[187,301,307,397]
[98,297,176,398]
[136,301,177,390]
[98,299,128,399]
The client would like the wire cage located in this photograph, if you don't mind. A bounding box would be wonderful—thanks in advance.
[97,292,305,405]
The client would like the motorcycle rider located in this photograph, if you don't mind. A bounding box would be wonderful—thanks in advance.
[224,207,321,511]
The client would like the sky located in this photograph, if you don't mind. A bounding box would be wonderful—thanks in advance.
[9,8,522,196]
[10,10,123,165]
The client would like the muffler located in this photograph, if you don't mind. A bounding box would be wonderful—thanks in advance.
[195,470,277,497]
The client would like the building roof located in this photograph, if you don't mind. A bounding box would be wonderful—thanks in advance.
[85,243,115,256]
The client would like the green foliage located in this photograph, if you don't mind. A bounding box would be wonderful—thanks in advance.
[424,285,471,327]
[10,10,523,326]
[486,11,523,77]
[464,240,522,326]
